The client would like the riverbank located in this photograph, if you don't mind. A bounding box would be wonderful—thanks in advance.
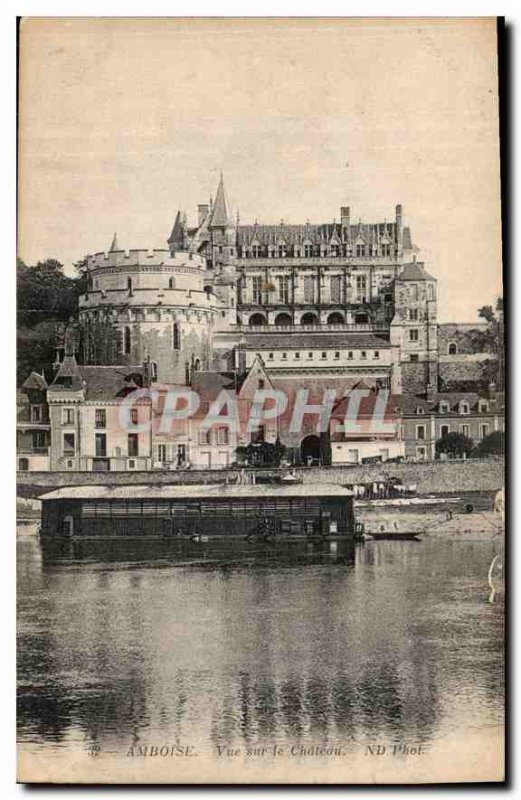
[17,457,504,500]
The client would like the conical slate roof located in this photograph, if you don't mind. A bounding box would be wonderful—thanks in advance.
[109,232,120,252]
[210,173,231,228]
[167,211,185,246]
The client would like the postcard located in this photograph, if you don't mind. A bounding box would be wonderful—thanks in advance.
[17,17,505,784]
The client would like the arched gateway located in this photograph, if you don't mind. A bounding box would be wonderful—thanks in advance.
[300,435,322,465]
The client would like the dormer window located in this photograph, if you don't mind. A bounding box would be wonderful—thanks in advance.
[448,342,458,355]
[381,244,391,258]
[356,244,364,258]
[304,244,313,258]
[252,244,261,258]
[479,400,489,413]
[459,401,470,415]
[439,401,450,413]
[415,406,425,415]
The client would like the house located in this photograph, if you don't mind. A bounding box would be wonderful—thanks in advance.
[327,387,404,465]
[17,372,51,471]
[151,372,239,470]
[47,356,152,471]
[395,384,505,461]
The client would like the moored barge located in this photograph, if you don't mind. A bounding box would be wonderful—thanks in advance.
[38,483,356,541]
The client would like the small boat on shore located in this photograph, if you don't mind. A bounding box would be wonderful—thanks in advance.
[365,531,423,541]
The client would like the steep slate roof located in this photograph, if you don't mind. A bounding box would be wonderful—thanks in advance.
[393,392,502,415]
[240,333,391,350]
[50,360,145,400]
[78,366,145,400]
[109,232,120,252]
[167,211,185,246]
[191,370,237,397]
[398,262,436,281]
[22,371,48,391]
[330,390,399,421]
[236,221,398,247]
[210,174,232,228]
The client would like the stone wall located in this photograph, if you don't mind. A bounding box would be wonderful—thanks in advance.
[17,457,504,498]
[437,323,491,355]
[401,360,429,394]
[438,356,496,390]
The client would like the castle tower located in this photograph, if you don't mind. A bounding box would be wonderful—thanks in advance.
[78,244,221,384]
[208,173,236,267]
[390,262,438,394]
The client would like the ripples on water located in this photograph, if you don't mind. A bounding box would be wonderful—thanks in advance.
[17,532,504,759]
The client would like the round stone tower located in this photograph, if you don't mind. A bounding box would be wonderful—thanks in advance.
[78,239,221,384]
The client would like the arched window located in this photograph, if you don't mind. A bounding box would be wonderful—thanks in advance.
[150,361,158,382]
[274,313,292,327]
[448,342,458,355]
[193,358,201,372]
[415,406,425,415]
[173,322,180,350]
[123,326,131,355]
[127,277,133,293]
[168,277,175,290]
[249,313,267,326]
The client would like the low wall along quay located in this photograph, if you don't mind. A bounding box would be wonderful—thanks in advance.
[17,458,504,500]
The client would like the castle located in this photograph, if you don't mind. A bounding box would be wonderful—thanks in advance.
[77,174,438,396]
[17,176,503,472]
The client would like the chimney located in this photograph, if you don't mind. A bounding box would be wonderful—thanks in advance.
[426,382,436,402]
[198,204,209,226]
[395,204,403,249]
[340,206,350,230]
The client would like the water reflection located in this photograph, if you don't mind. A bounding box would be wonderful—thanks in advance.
[17,533,503,758]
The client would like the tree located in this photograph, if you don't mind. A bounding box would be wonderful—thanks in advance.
[435,432,474,458]
[477,296,504,389]
[472,431,505,458]
[17,258,86,383]
[233,441,286,467]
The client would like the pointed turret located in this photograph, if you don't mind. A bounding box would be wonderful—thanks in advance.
[109,232,120,252]
[210,173,231,228]
[167,211,186,254]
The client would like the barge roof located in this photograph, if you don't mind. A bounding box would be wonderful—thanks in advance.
[39,483,353,501]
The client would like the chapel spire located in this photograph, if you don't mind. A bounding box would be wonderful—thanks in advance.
[210,172,231,228]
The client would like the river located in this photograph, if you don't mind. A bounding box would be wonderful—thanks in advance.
[17,529,504,783]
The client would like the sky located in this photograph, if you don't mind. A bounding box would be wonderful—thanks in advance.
[18,17,503,322]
